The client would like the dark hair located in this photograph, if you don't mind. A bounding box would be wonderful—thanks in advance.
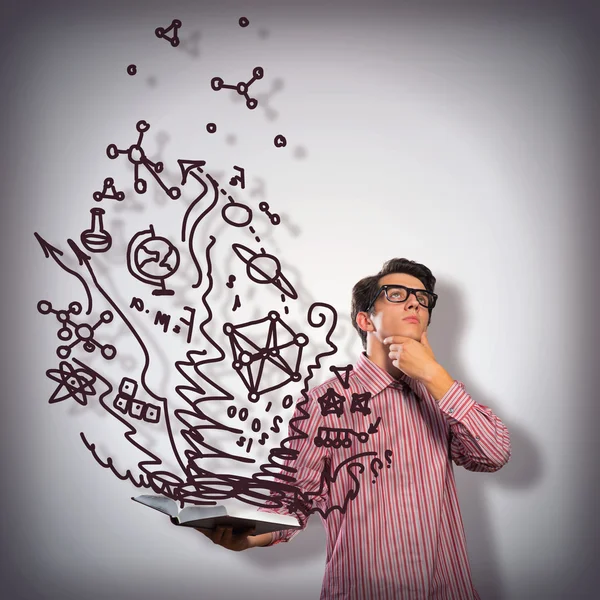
[351,258,436,350]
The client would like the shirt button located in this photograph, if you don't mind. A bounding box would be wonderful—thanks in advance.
[448,408,455,414]
[475,435,480,440]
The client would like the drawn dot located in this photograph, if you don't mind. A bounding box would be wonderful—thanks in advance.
[255,236,261,242]
[239,17,250,27]
[284,306,289,314]
[206,123,217,134]
[146,309,150,313]
[220,189,227,195]
[249,226,255,234]
[274,134,287,148]
[127,64,137,76]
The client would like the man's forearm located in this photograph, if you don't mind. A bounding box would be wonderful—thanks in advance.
[249,532,273,548]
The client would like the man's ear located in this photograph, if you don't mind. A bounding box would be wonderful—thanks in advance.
[355,311,375,333]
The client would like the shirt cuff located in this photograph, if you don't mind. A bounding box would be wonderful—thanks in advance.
[436,380,476,422]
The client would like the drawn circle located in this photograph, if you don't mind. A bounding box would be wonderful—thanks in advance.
[206,123,217,134]
[282,395,293,409]
[227,406,237,418]
[170,38,180,48]
[232,361,241,370]
[358,433,369,443]
[247,98,258,110]
[100,311,113,323]
[173,19,182,27]
[294,333,308,347]
[57,346,70,359]
[57,310,69,323]
[269,348,279,357]
[93,192,102,201]
[253,67,264,79]
[134,178,147,194]
[314,437,323,448]
[240,351,252,365]
[117,191,125,201]
[249,392,259,402]
[101,345,117,360]
[343,438,352,448]
[168,187,181,199]
[239,408,248,421]
[258,202,269,211]
[134,237,180,280]
[136,120,150,133]
[210,77,224,91]
[155,27,165,37]
[127,64,137,76]
[270,214,281,225]
[155,161,164,173]
[268,310,279,321]
[274,135,287,148]
[223,323,233,335]
[106,144,118,159]
[37,300,52,314]
[236,82,248,95]
[56,326,71,341]
[221,202,252,227]
[75,324,93,340]
[247,255,282,286]
[251,418,261,432]
[83,341,95,353]
[291,372,302,382]
[239,17,249,27]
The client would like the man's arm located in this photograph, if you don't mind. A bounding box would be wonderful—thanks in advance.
[419,365,512,472]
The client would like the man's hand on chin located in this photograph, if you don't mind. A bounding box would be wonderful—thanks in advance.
[383,331,454,402]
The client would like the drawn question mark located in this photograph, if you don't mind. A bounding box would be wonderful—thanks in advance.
[385,449,393,468]
[370,457,384,483]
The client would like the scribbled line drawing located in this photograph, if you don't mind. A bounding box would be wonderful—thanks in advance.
[37,299,116,360]
[130,297,197,344]
[350,392,372,416]
[317,387,346,417]
[239,17,250,28]
[206,123,217,133]
[113,377,161,423]
[232,243,298,299]
[81,207,112,253]
[155,19,182,47]
[93,177,125,202]
[34,233,92,314]
[107,120,181,199]
[330,364,353,389]
[314,417,382,449]
[274,134,287,148]
[127,64,137,76]
[46,359,97,405]
[231,77,283,121]
[224,310,308,402]
[127,225,180,296]
[258,201,280,226]
[211,66,264,110]
[229,165,245,188]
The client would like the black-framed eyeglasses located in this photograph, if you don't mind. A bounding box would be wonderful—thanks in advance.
[365,284,438,313]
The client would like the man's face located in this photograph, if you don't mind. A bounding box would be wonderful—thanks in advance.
[361,273,430,344]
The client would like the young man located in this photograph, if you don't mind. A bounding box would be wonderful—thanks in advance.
[198,258,511,600]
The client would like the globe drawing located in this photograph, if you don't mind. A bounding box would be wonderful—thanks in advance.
[127,225,180,295]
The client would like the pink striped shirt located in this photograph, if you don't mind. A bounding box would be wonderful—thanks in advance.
[258,351,511,599]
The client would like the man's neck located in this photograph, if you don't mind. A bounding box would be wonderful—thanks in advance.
[365,342,404,379]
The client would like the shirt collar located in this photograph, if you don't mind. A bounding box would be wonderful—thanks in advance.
[353,351,415,398]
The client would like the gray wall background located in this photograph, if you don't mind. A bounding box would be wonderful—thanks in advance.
[1,1,599,599]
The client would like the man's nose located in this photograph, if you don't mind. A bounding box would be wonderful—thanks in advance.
[405,293,420,309]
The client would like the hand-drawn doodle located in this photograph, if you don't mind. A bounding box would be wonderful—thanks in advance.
[93,177,125,202]
[113,377,161,423]
[274,134,287,148]
[350,392,372,416]
[127,225,180,296]
[317,388,346,417]
[329,364,353,389]
[229,165,245,188]
[206,123,217,133]
[81,207,112,253]
[231,77,283,121]
[45,360,98,405]
[37,300,116,360]
[155,19,182,47]
[223,310,308,401]
[127,64,137,76]
[258,201,280,225]
[239,17,250,28]
[211,66,265,110]
[106,120,181,199]
[232,243,298,299]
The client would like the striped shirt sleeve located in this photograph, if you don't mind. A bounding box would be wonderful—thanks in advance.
[417,378,511,472]
[257,394,330,545]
